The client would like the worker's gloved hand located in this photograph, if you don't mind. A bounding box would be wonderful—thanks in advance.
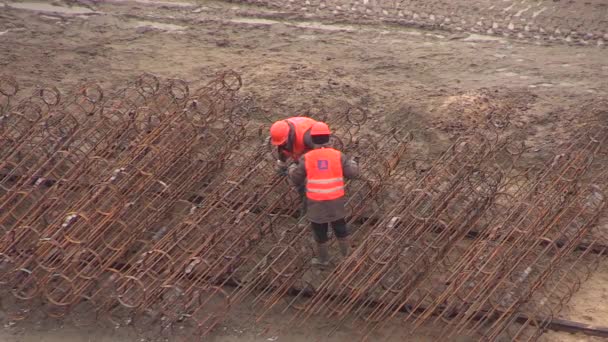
[276,159,288,176]
[288,163,298,178]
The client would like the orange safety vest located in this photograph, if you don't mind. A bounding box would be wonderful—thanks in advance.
[304,148,345,201]
[284,117,316,161]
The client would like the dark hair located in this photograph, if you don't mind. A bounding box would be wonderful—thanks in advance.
[312,134,330,145]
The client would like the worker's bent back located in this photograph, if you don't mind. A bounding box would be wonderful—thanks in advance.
[304,147,345,201]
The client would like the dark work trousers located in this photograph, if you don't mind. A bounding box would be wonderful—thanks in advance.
[311,218,349,243]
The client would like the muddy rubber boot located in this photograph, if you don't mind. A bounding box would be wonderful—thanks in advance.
[311,242,330,267]
[338,238,350,258]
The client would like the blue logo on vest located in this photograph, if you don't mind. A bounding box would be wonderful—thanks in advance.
[317,160,329,170]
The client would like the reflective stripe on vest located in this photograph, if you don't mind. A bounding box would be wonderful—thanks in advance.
[285,117,315,160]
[307,177,344,185]
[304,148,345,201]
[307,185,345,194]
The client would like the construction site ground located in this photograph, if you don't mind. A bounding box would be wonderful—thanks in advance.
[0,0,607,341]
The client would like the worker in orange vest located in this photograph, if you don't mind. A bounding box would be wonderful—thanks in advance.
[288,122,359,266]
[270,116,318,216]
[269,116,317,172]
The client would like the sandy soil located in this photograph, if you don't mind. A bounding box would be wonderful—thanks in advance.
[0,0,607,341]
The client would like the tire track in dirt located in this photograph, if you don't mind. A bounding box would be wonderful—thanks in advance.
[233,0,608,47]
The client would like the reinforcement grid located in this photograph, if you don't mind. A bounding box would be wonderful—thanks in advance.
[0,73,606,341]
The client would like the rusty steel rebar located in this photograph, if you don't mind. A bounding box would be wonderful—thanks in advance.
[0,73,606,342]
[273,126,608,342]
[0,72,246,323]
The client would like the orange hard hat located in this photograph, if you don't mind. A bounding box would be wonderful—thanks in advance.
[310,122,331,136]
[270,120,290,146]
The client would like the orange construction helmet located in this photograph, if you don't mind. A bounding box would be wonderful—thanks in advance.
[310,122,331,136]
[270,120,290,146]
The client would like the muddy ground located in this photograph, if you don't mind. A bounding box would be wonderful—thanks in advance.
[0,0,607,341]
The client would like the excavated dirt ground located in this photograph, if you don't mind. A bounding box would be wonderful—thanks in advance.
[0,0,607,341]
